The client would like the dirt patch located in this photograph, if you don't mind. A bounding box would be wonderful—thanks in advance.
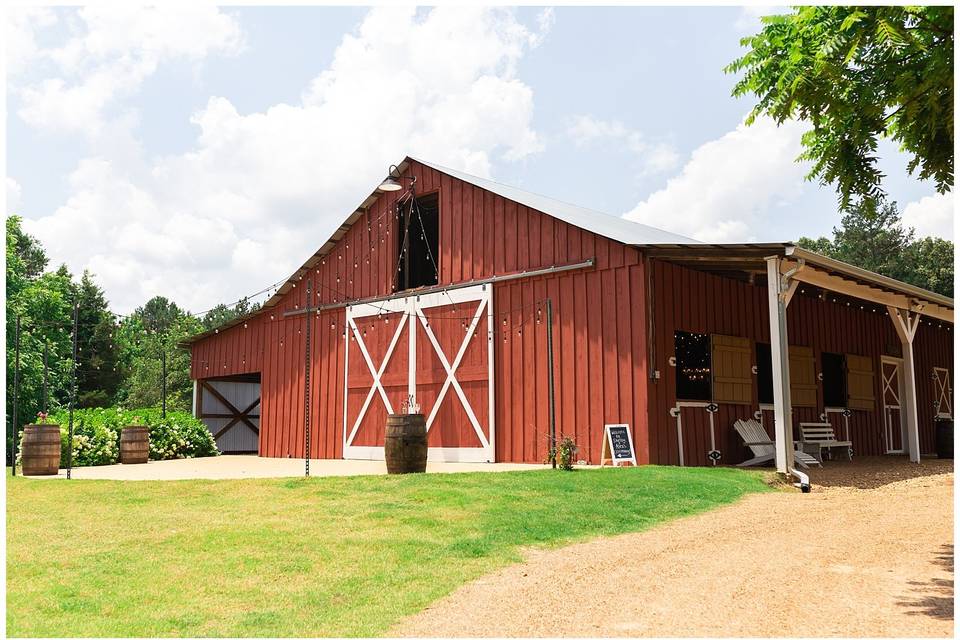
[393,465,954,637]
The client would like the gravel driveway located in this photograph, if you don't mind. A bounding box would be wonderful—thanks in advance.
[394,459,953,637]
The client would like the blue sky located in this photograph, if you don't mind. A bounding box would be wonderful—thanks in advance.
[5,5,952,313]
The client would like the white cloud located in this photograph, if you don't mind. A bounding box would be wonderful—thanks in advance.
[902,192,954,241]
[21,6,548,314]
[5,7,57,76]
[734,5,784,32]
[567,114,679,175]
[14,6,242,136]
[623,116,808,242]
[7,177,23,212]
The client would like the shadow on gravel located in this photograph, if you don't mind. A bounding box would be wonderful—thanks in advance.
[898,544,954,621]
[807,456,953,490]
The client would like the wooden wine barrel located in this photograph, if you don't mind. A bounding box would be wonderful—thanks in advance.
[120,426,150,464]
[384,414,427,474]
[21,424,61,476]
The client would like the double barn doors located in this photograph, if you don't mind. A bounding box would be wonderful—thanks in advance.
[343,284,495,462]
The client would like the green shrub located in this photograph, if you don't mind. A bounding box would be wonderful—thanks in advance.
[18,407,220,467]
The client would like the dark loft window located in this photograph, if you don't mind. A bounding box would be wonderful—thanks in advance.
[396,192,439,291]
[757,342,773,404]
[822,352,847,407]
[675,331,711,401]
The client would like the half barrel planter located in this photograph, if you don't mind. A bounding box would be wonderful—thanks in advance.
[21,424,62,476]
[385,413,428,474]
[120,426,150,464]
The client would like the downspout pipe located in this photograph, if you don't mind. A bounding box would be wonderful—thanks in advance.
[789,466,811,493]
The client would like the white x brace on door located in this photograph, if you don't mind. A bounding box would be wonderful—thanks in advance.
[343,283,495,462]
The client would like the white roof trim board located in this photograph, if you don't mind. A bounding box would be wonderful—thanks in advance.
[412,157,700,246]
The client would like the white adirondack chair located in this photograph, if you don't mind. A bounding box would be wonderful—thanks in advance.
[734,419,821,469]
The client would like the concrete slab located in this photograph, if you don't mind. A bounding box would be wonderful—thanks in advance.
[27,455,545,481]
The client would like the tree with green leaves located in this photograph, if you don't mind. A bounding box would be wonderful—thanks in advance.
[6,217,75,463]
[201,297,260,330]
[727,6,953,211]
[798,200,954,297]
[117,297,202,412]
[75,271,122,408]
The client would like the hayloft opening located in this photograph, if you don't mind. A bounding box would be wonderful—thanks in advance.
[397,192,439,291]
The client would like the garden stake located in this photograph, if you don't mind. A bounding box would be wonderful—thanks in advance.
[67,302,79,480]
[304,279,312,477]
[546,298,556,469]
[42,340,49,413]
[11,315,21,476]
[161,345,167,419]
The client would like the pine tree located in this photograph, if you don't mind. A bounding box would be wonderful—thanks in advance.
[75,271,122,408]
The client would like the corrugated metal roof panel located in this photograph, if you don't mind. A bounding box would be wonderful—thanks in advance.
[411,157,701,246]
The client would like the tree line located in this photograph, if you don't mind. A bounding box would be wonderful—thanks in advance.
[5,216,258,461]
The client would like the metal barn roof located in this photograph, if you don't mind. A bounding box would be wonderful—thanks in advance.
[411,158,700,246]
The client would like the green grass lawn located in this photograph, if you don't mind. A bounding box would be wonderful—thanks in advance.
[7,466,770,637]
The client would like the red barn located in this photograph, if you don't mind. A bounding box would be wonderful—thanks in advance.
[184,157,954,472]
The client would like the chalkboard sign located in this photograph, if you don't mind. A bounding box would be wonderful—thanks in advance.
[601,424,637,466]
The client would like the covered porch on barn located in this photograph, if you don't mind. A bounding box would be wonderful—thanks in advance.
[645,243,954,482]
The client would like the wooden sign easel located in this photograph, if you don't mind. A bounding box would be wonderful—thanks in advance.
[600,423,637,466]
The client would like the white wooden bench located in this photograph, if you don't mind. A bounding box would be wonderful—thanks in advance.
[799,422,853,462]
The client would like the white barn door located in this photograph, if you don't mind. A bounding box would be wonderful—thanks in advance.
[343,283,495,462]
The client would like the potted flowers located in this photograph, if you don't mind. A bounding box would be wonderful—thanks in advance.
[20,412,62,476]
[120,416,149,464]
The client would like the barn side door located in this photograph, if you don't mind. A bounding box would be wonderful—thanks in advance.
[342,283,495,462]
[881,356,906,454]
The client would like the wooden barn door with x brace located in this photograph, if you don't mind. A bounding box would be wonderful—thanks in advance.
[342,283,495,462]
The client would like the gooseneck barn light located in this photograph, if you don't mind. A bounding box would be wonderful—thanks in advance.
[377,164,415,192]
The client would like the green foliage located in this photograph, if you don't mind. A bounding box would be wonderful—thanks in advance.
[116,299,202,412]
[75,271,122,408]
[727,6,953,211]
[797,200,954,297]
[20,407,220,467]
[201,297,261,330]
[6,217,76,464]
[556,436,577,471]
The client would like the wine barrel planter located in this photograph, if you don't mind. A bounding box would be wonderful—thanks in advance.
[120,426,150,464]
[935,419,953,460]
[384,413,428,474]
[21,424,61,476]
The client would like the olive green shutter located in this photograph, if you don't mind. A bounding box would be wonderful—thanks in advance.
[711,335,752,404]
[788,345,817,407]
[846,354,876,410]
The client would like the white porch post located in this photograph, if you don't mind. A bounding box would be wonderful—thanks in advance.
[191,379,198,418]
[887,306,921,462]
[766,257,795,474]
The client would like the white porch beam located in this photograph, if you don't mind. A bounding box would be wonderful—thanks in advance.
[781,260,954,323]
[766,256,795,474]
[887,306,922,462]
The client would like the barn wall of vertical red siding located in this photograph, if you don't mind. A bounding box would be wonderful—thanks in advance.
[191,160,652,462]
[647,259,954,466]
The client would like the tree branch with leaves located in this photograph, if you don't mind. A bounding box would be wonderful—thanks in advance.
[727,6,953,212]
